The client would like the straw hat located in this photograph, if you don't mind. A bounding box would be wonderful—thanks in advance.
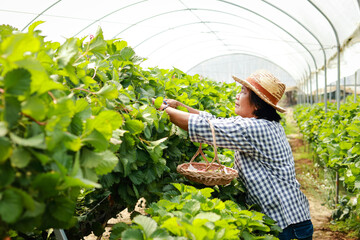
[232,70,286,113]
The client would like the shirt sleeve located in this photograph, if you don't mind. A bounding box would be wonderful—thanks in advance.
[188,111,253,152]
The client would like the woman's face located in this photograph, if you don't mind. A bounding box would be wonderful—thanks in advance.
[235,86,257,118]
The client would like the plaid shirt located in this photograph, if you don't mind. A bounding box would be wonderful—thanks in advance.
[188,111,311,229]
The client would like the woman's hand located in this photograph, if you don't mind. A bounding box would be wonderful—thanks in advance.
[163,99,179,108]
[152,98,172,110]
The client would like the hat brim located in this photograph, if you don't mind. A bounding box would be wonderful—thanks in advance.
[232,75,286,113]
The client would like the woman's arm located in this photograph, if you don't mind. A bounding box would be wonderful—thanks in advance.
[164,99,200,114]
[159,102,190,131]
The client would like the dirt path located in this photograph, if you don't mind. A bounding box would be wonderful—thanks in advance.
[286,108,355,240]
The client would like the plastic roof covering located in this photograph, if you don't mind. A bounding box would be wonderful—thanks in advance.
[1,0,360,90]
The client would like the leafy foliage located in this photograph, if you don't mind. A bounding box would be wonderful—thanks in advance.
[110,183,281,240]
[294,98,360,236]
[0,22,279,239]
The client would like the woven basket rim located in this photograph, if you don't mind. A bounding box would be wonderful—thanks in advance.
[176,119,238,186]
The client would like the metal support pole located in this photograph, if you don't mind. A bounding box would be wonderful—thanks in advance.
[344,77,346,103]
[316,72,319,103]
[308,0,341,204]
[54,229,68,240]
[355,71,357,102]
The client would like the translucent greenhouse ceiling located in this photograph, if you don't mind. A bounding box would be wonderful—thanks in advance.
[1,0,360,91]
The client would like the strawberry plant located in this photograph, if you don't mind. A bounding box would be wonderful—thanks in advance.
[109,183,281,240]
[0,22,279,239]
[294,97,360,236]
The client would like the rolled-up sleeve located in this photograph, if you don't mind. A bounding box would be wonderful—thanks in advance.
[188,111,253,152]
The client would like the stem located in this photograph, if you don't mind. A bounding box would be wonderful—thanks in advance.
[48,91,57,104]
[21,112,46,125]
[72,87,95,95]
[92,67,97,79]
[73,41,91,64]
[139,137,150,145]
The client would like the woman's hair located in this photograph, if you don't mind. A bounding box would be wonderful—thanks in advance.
[249,90,281,122]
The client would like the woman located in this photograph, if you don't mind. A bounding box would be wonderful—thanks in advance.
[157,70,313,240]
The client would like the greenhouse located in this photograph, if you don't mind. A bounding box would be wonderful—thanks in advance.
[0,0,360,239]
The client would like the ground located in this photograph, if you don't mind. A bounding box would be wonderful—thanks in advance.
[85,108,358,240]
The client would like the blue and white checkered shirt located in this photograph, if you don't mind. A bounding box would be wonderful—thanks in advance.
[188,111,311,229]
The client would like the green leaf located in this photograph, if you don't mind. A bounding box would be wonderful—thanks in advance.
[154,97,164,109]
[121,228,144,240]
[0,189,23,223]
[59,176,101,189]
[94,110,123,140]
[109,222,129,240]
[49,196,76,222]
[23,200,45,218]
[32,172,61,199]
[81,149,118,175]
[150,228,171,239]
[120,47,135,61]
[0,161,15,187]
[0,122,8,137]
[56,38,78,68]
[21,96,47,121]
[82,129,109,151]
[28,148,51,165]
[4,68,31,96]
[27,20,44,34]
[16,58,65,94]
[10,132,46,149]
[134,215,158,238]
[129,171,144,185]
[339,141,352,150]
[10,147,31,168]
[0,137,12,163]
[183,199,200,215]
[161,217,183,235]
[4,96,21,127]
[1,33,40,62]
[88,27,107,55]
[125,120,144,135]
[194,212,221,222]
[63,132,82,152]
[96,84,118,100]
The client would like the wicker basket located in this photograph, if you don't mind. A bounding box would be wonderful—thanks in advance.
[177,120,238,186]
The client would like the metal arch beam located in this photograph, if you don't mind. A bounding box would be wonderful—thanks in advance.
[215,0,318,103]
[134,21,264,48]
[262,0,326,104]
[134,21,309,74]
[144,8,321,58]
[113,8,199,38]
[144,8,274,57]
[186,52,296,83]
[73,0,148,37]
[156,41,307,80]
[308,0,340,113]
[21,0,62,31]
[307,0,341,206]
[112,7,271,39]
[118,1,318,88]
[149,26,308,79]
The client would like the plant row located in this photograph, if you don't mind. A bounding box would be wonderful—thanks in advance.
[294,98,360,235]
[0,23,280,239]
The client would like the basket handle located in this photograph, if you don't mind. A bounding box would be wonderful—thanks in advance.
[207,119,222,166]
[189,119,223,169]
